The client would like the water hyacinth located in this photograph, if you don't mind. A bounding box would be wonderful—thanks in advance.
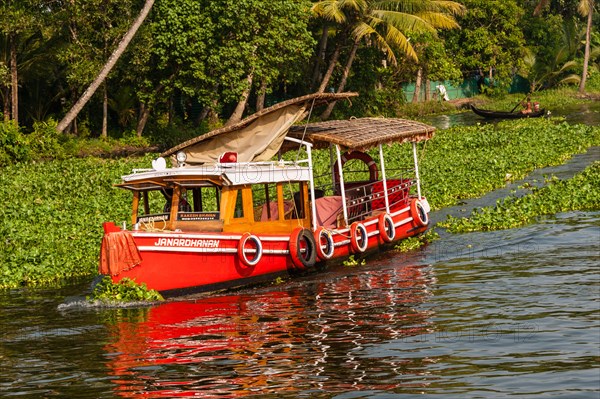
[441,162,600,233]
[0,119,598,289]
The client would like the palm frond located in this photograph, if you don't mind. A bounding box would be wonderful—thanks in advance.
[415,11,461,30]
[373,11,437,34]
[559,74,581,85]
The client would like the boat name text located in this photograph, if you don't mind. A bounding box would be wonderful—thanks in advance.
[154,238,220,248]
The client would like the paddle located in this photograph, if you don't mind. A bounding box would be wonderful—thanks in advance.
[510,95,528,113]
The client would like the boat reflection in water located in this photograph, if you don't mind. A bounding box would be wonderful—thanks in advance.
[104,263,435,397]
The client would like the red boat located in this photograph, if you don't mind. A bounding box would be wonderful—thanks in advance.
[99,92,435,296]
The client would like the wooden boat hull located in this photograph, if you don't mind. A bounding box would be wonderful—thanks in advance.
[103,198,428,296]
[470,104,546,119]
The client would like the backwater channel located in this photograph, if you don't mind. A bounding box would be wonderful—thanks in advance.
[1,102,599,398]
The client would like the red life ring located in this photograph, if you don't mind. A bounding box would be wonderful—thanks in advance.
[238,233,263,266]
[350,222,369,253]
[410,199,429,227]
[333,151,379,190]
[289,228,317,270]
[378,213,396,243]
[314,227,335,260]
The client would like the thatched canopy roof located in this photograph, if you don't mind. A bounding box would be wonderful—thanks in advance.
[161,92,358,158]
[285,117,435,152]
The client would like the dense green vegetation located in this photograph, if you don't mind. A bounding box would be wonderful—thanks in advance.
[88,276,164,303]
[0,155,151,288]
[385,118,600,210]
[1,117,598,289]
[441,161,600,232]
[0,0,597,140]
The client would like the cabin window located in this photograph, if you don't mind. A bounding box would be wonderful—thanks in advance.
[251,181,306,222]
[136,189,171,224]
[282,181,304,220]
[176,185,222,221]
[233,189,244,218]
[188,186,220,212]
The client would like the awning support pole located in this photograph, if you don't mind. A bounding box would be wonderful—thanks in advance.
[307,143,318,231]
[412,141,422,199]
[378,144,390,214]
[335,144,349,226]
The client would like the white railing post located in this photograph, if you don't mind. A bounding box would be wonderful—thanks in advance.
[335,145,349,226]
[412,141,422,199]
[378,144,390,214]
[307,143,318,231]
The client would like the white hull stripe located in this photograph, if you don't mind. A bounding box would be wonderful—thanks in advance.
[391,206,410,218]
[394,217,413,228]
[138,246,289,255]
[364,219,378,227]
[132,232,290,242]
[334,239,351,248]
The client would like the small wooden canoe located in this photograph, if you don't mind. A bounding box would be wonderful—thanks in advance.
[470,104,546,119]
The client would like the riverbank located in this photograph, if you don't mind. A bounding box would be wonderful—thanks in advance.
[1,116,598,289]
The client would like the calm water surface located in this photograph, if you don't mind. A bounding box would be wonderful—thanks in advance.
[1,210,598,398]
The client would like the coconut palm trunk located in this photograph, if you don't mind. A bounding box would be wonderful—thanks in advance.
[57,0,155,133]
[226,72,254,126]
[317,44,341,93]
[320,38,359,120]
[412,68,423,103]
[311,25,329,90]
[579,0,593,94]
[10,34,18,124]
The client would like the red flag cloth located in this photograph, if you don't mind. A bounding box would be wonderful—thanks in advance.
[99,231,142,276]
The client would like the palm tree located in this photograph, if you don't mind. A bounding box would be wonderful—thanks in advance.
[57,0,155,133]
[578,0,594,93]
[312,0,465,119]
[534,0,595,94]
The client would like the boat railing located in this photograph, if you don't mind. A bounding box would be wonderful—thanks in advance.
[343,173,416,224]
[313,168,416,225]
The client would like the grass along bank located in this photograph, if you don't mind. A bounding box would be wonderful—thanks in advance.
[440,161,600,233]
[0,118,599,289]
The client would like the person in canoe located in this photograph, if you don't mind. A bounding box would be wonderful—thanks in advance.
[521,96,533,114]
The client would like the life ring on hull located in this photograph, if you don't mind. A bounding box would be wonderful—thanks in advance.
[378,213,396,243]
[314,227,335,260]
[350,222,369,253]
[290,228,317,270]
[333,151,379,190]
[410,198,429,228]
[238,233,263,267]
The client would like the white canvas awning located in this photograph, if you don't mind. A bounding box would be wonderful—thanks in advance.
[161,92,358,165]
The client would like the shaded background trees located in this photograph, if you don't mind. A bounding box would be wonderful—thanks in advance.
[0,0,597,147]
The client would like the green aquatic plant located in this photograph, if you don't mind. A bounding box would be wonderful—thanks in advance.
[394,228,440,252]
[441,161,600,233]
[343,255,366,267]
[87,276,164,303]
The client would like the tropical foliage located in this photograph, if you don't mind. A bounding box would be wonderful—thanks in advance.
[0,0,596,137]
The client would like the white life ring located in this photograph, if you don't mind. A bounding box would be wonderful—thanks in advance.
[378,213,396,243]
[314,227,335,260]
[350,222,368,253]
[238,233,263,266]
[410,198,429,227]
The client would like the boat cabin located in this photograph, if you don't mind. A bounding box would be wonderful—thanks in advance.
[117,161,313,235]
